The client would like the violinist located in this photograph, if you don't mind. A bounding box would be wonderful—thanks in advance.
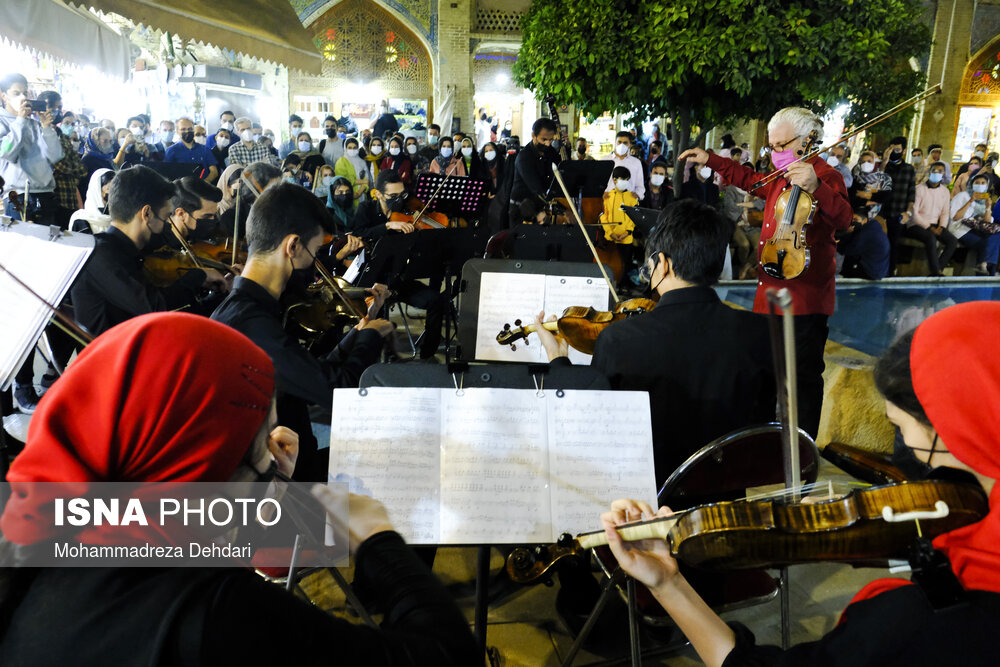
[211,183,393,481]
[601,301,1000,667]
[508,117,560,228]
[69,166,228,336]
[680,107,852,439]
[352,169,449,360]
[163,176,223,248]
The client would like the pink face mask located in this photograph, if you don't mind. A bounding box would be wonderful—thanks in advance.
[771,148,799,170]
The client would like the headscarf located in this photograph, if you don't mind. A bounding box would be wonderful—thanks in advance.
[327,175,353,229]
[364,140,383,181]
[850,302,1000,607]
[0,313,275,547]
[84,128,115,161]
[68,168,113,233]
[343,141,369,184]
[962,174,991,220]
[217,164,242,215]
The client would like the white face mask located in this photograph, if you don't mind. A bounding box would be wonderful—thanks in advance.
[975,151,985,159]
[240,129,253,142]
[461,146,474,157]
[928,172,944,184]
[389,146,401,156]
[615,179,630,192]
[297,140,312,152]
[615,143,629,156]
[650,174,665,186]
[370,144,383,155]
[221,121,234,131]
[129,125,143,135]
[160,130,174,143]
[323,175,334,186]
[484,150,497,161]
[860,161,875,173]
[440,146,453,158]
[216,137,230,149]
[347,148,360,158]
[699,166,712,179]
[973,183,989,193]
[291,126,302,134]
[406,144,418,155]
[194,136,206,145]
[912,155,923,165]
[826,156,840,168]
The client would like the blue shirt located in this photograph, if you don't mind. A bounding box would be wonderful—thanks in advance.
[164,142,215,171]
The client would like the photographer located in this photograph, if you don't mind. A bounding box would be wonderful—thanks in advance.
[0,73,63,225]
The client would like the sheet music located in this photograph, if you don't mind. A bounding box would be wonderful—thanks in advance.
[342,248,364,285]
[439,389,552,543]
[475,272,610,364]
[547,391,658,535]
[0,229,93,389]
[329,387,442,543]
[328,387,655,545]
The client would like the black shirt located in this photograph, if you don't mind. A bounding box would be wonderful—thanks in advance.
[352,198,391,241]
[70,226,206,335]
[555,286,775,485]
[211,277,382,480]
[510,141,560,203]
[0,532,480,666]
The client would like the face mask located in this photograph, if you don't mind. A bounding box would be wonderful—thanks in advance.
[428,134,439,145]
[240,129,253,142]
[129,126,143,135]
[969,163,980,173]
[912,155,923,165]
[333,193,352,209]
[975,151,985,159]
[383,194,406,213]
[770,148,799,170]
[347,148,359,158]
[461,146,474,158]
[283,175,296,184]
[577,146,587,156]
[194,136,206,145]
[252,133,262,141]
[973,183,989,194]
[325,128,336,138]
[440,146,453,158]
[179,130,194,144]
[221,121,235,131]
[289,252,317,290]
[161,130,175,143]
[98,140,113,153]
[406,144,418,155]
[860,161,875,173]
[890,150,902,162]
[928,172,944,184]
[291,126,302,134]
[60,121,74,134]
[826,156,840,168]
[338,131,346,139]
[216,137,230,149]
[699,166,713,180]
[370,144,383,156]
[615,179,630,192]
[484,150,497,161]
[389,146,401,156]
[297,140,312,152]
[650,174,665,186]
[146,216,173,251]
[190,217,218,243]
[321,176,334,187]
[615,143,629,156]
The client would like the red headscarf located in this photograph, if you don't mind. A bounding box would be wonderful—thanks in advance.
[850,301,1000,607]
[0,313,275,546]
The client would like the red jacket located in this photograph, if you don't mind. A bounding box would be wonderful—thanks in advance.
[707,153,852,316]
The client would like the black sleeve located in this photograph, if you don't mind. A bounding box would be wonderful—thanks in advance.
[353,201,390,240]
[194,532,479,666]
[515,150,545,199]
[154,270,206,312]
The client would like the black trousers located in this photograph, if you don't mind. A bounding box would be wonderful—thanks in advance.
[885,214,904,276]
[903,225,958,276]
[394,280,448,358]
[792,314,829,439]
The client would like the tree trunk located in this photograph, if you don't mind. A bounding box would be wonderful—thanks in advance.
[672,105,692,195]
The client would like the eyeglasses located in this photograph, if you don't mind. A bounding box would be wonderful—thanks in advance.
[770,135,802,152]
[638,252,662,284]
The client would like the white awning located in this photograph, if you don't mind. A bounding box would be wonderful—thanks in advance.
[0,0,133,80]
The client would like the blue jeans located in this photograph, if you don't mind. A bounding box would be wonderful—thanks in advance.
[959,230,1000,272]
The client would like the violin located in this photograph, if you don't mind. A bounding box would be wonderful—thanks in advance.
[759,131,819,280]
[389,207,450,230]
[506,478,989,584]
[497,298,656,355]
[190,239,247,268]
[283,276,380,352]
[143,248,234,287]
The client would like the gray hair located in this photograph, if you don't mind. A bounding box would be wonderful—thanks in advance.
[234,116,253,128]
[768,107,824,144]
[174,116,194,127]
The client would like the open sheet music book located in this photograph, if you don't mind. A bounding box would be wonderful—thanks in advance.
[329,387,657,545]
[0,222,94,390]
[474,272,610,365]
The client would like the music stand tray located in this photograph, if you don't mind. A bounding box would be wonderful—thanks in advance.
[145,162,201,180]
[414,173,488,218]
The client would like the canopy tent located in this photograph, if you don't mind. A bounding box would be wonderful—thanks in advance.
[70,0,323,74]
[0,0,133,80]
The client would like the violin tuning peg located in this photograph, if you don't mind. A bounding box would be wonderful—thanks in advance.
[514,319,522,326]
[502,323,510,332]
[510,344,516,351]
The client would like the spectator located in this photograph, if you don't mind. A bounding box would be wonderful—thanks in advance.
[36,91,86,228]
[950,173,1000,275]
[279,114,304,159]
[69,168,114,233]
[907,161,958,277]
[164,116,218,181]
[881,136,916,276]
[228,117,277,168]
[952,155,983,195]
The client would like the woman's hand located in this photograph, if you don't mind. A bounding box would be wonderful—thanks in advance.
[602,499,680,591]
[266,426,298,478]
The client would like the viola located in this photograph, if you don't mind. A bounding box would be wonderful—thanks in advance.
[497,298,656,355]
[283,277,379,352]
[506,478,989,585]
[759,131,819,280]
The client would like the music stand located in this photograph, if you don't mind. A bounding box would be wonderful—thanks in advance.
[145,162,201,180]
[621,205,661,237]
[552,160,615,202]
[505,223,608,264]
[414,173,488,218]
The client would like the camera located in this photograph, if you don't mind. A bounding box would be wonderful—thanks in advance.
[25,99,45,112]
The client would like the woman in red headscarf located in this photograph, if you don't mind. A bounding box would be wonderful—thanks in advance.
[598,301,1000,667]
[0,313,477,667]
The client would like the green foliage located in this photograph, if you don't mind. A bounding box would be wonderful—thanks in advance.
[514,0,930,144]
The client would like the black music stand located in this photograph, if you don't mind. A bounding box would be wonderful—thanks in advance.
[551,160,615,203]
[414,173,488,219]
[146,162,201,180]
[359,361,610,661]
[504,223,607,263]
[621,205,661,237]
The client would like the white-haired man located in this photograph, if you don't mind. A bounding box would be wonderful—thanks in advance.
[227,116,278,168]
[680,107,852,438]
[164,116,218,182]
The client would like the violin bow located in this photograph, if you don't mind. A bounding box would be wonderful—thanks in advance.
[750,84,942,193]
[417,163,459,221]
[550,162,622,304]
[0,260,95,348]
[165,219,205,270]
[312,255,367,320]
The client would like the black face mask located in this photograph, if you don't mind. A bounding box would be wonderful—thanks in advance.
[179,130,194,144]
[383,194,406,213]
[146,222,173,252]
[333,193,353,209]
[288,249,317,290]
[577,146,586,155]
[189,217,218,243]
[890,150,902,162]
[325,128,336,138]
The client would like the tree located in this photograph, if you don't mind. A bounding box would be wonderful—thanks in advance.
[514,0,930,190]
